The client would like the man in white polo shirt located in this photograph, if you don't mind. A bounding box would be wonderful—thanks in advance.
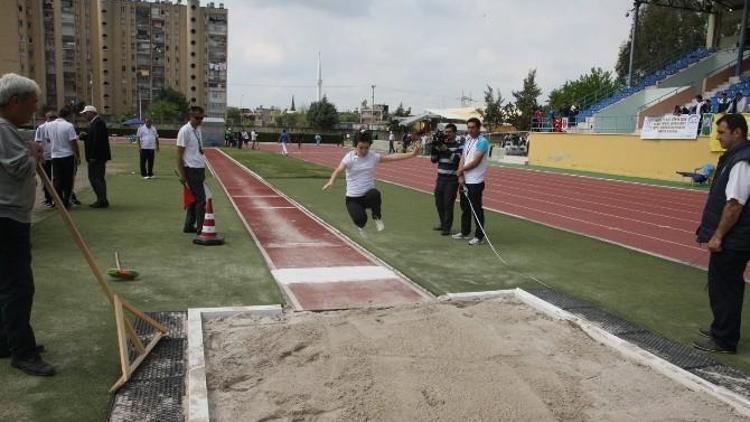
[136,118,159,179]
[176,106,206,234]
[46,107,80,209]
[454,117,489,245]
[250,129,258,150]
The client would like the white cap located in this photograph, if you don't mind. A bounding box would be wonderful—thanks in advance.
[80,105,98,114]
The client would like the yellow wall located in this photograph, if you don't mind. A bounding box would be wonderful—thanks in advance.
[528,133,720,181]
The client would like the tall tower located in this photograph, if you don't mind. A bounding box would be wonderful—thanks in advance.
[317,51,322,102]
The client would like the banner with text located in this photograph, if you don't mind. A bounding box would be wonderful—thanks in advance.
[641,114,700,140]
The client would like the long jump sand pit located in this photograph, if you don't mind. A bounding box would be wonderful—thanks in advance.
[203,298,748,421]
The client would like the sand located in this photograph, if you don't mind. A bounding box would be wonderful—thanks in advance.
[204,299,749,421]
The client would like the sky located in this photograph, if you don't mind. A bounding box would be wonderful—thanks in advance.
[219,0,633,112]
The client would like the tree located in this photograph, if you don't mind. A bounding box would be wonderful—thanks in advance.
[547,67,622,111]
[225,106,242,126]
[509,69,542,131]
[393,102,412,117]
[478,85,505,130]
[338,110,361,122]
[148,100,181,122]
[307,96,339,130]
[153,87,188,113]
[276,111,306,129]
[615,5,707,84]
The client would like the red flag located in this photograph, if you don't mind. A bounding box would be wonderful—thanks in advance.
[182,184,196,209]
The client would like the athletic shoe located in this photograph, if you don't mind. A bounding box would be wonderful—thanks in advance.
[374,219,385,232]
[143,176,149,180]
[693,338,736,354]
[71,197,82,206]
[42,201,54,208]
[468,237,485,246]
[183,226,197,234]
[441,231,451,236]
[11,356,56,376]
[357,227,368,239]
[149,175,156,179]
[452,233,470,240]
[433,225,443,231]
[698,327,712,339]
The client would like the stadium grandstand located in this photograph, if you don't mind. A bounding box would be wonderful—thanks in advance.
[541,0,750,134]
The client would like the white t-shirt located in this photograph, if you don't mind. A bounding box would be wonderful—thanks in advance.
[176,122,205,168]
[388,133,395,142]
[137,125,158,149]
[34,122,52,160]
[462,135,490,184]
[341,151,381,197]
[250,131,258,141]
[46,118,78,159]
[726,161,750,205]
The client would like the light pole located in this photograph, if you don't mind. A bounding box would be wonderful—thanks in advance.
[626,0,642,88]
[240,94,245,127]
[371,84,376,123]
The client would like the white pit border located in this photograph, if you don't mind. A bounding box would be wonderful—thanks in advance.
[187,291,750,421]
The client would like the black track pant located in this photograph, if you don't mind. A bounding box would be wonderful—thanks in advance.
[40,160,53,203]
[0,218,38,360]
[88,160,108,204]
[184,167,206,233]
[345,189,382,228]
[459,182,485,240]
[434,176,458,232]
[52,155,75,207]
[139,149,155,177]
[708,249,750,349]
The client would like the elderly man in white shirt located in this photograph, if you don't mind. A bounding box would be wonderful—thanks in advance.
[136,118,159,179]
[176,106,207,234]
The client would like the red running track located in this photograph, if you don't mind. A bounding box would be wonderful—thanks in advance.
[257,143,717,273]
[204,148,432,311]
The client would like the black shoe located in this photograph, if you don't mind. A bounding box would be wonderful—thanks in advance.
[183,226,197,234]
[433,226,443,231]
[11,355,56,376]
[42,201,54,208]
[698,327,712,339]
[441,231,451,236]
[90,201,109,209]
[71,197,82,206]
[693,338,736,354]
[0,344,46,359]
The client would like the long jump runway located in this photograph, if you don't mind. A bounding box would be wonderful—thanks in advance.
[204,148,432,311]
[259,144,720,273]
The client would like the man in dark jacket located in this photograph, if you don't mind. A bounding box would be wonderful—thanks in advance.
[430,124,463,235]
[694,113,750,354]
[80,105,111,208]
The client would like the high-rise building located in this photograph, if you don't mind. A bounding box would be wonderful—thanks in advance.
[0,0,227,118]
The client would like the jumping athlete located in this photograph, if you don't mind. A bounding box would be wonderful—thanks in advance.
[323,130,421,234]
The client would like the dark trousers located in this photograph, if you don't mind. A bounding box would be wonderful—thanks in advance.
[459,182,485,239]
[0,218,38,360]
[41,160,53,203]
[708,249,750,349]
[52,156,75,207]
[139,149,155,177]
[345,189,382,228]
[184,167,206,233]
[434,176,458,232]
[389,141,395,153]
[88,160,108,204]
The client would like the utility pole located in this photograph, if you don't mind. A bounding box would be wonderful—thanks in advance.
[240,94,244,127]
[626,0,642,88]
[371,84,376,123]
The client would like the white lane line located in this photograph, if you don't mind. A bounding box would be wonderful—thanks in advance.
[231,194,280,198]
[272,266,398,284]
[249,206,297,209]
[265,242,341,248]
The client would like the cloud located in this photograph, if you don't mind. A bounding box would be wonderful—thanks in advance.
[221,0,633,111]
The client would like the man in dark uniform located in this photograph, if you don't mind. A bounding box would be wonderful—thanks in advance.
[694,113,750,354]
[430,124,463,235]
[80,105,111,208]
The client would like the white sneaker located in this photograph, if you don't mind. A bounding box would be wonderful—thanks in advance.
[143,176,149,180]
[149,175,156,179]
[357,227,368,239]
[468,237,485,246]
[374,219,385,232]
[452,233,470,240]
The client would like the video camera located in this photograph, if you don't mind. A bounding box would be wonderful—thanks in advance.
[431,130,448,152]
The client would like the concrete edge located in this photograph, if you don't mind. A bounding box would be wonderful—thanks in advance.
[186,304,283,422]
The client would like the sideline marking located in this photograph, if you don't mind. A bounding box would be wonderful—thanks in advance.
[272,266,398,284]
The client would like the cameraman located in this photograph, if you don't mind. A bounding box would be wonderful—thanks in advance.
[431,124,464,235]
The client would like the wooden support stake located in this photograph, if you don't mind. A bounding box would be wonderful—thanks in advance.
[36,164,167,392]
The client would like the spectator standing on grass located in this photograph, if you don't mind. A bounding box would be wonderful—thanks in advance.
[0,73,56,376]
[694,113,750,354]
[729,92,747,114]
[240,128,249,149]
[315,133,322,146]
[176,106,207,235]
[34,110,56,207]
[136,118,159,179]
[430,123,463,235]
[250,129,258,150]
[279,129,289,155]
[388,131,395,153]
[80,105,111,208]
[718,92,730,113]
[46,107,80,209]
[454,117,489,246]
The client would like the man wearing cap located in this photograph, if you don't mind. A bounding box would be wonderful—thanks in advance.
[176,106,207,234]
[80,105,111,208]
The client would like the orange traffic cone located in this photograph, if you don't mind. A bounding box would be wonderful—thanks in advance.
[193,197,225,246]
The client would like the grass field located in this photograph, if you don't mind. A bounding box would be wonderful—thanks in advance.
[224,148,750,374]
[0,143,280,422]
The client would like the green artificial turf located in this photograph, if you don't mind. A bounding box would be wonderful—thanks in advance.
[226,148,750,374]
[0,143,280,422]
